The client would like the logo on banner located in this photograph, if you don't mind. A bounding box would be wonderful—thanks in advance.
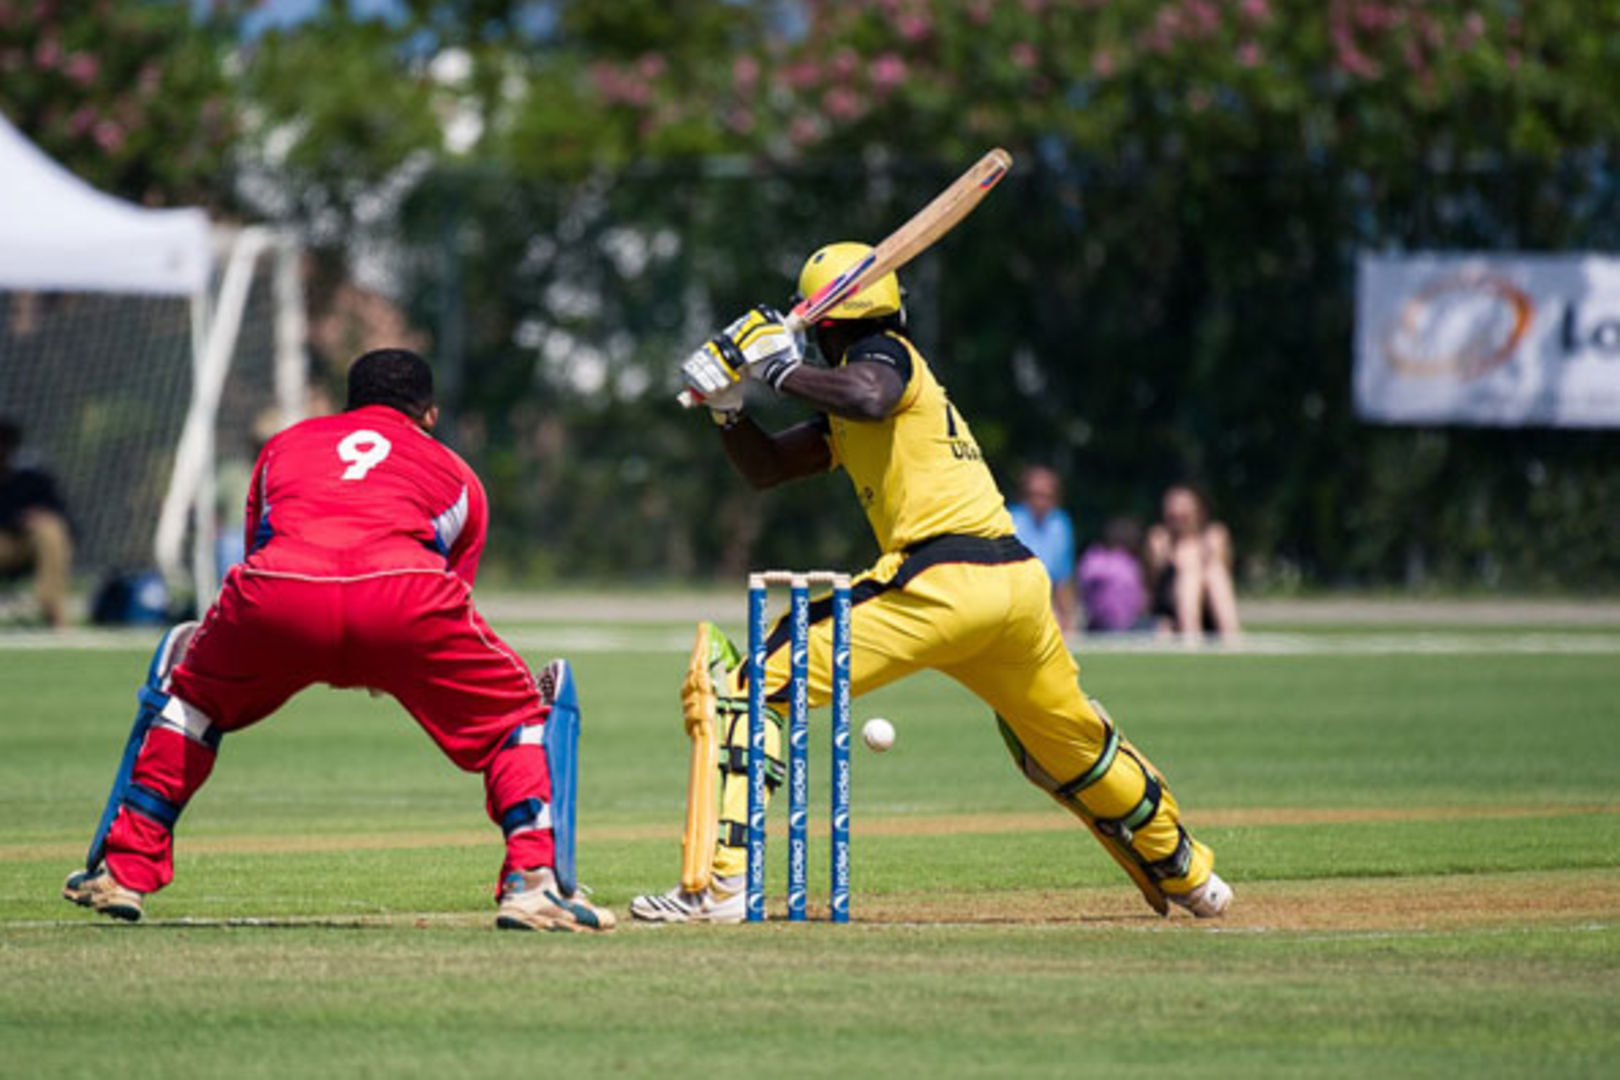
[1383,271,1534,380]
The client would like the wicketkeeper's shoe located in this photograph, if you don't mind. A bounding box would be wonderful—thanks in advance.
[62,866,145,922]
[628,876,746,925]
[495,867,616,933]
[1167,870,1233,918]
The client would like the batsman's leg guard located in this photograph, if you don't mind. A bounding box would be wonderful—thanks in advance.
[538,659,580,895]
[711,697,784,882]
[681,622,738,891]
[83,623,214,877]
[997,699,1214,917]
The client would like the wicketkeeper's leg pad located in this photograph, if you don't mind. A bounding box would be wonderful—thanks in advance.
[86,621,211,874]
[997,698,1213,915]
[541,659,580,895]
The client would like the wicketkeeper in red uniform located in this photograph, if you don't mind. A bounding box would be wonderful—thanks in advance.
[63,348,614,932]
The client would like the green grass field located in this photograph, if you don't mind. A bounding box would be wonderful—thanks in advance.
[3,622,1618,1077]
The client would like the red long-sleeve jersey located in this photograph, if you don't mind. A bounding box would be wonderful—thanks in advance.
[242,404,488,585]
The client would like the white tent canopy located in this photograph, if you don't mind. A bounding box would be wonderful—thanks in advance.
[0,111,212,296]
[0,112,305,606]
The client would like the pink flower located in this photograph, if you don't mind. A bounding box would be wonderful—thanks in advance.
[784,60,821,91]
[870,52,907,91]
[590,62,652,107]
[33,36,60,71]
[92,119,125,153]
[1237,41,1262,68]
[137,62,163,97]
[636,52,665,80]
[897,12,931,41]
[830,47,858,80]
[732,54,759,92]
[64,51,97,87]
[67,105,96,136]
[966,1,992,25]
[1186,0,1219,35]
[726,106,754,134]
[1010,41,1038,70]
[1332,24,1380,79]
[789,114,821,147]
[1091,49,1115,78]
[1241,0,1271,21]
[1355,3,1397,32]
[822,85,862,120]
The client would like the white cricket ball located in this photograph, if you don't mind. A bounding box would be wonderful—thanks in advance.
[861,717,896,752]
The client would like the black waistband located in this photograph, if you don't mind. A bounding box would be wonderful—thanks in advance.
[755,532,1035,699]
[892,533,1033,588]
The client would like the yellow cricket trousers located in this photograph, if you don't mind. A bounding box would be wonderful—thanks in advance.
[714,534,1212,894]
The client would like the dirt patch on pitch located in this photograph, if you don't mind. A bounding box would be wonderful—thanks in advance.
[852,867,1620,933]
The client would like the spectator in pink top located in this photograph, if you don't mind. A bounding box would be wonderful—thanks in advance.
[1077,516,1149,633]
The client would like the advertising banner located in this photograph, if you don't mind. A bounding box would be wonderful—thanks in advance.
[1355,252,1620,427]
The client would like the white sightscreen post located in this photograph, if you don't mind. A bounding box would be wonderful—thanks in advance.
[154,226,272,604]
[273,233,307,424]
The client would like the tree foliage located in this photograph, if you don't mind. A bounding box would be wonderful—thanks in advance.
[0,0,237,206]
[6,1,1618,587]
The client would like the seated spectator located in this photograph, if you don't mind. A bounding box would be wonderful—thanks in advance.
[0,418,73,628]
[1077,517,1149,633]
[1145,483,1241,642]
[1008,464,1077,633]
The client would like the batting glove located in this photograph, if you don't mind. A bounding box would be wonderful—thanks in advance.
[719,306,803,391]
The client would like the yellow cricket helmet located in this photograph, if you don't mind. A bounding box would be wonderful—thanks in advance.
[796,242,903,321]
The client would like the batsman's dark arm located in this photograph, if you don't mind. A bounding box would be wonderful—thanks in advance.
[777,360,903,422]
[719,417,831,490]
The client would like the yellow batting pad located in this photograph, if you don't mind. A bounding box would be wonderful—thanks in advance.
[679,625,723,892]
[680,724,718,893]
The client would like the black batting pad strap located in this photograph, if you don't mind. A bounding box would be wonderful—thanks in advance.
[721,819,748,848]
[1055,725,1120,800]
[1095,751,1162,836]
[721,745,785,787]
[1144,827,1195,883]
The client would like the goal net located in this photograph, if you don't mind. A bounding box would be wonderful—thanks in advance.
[0,229,305,615]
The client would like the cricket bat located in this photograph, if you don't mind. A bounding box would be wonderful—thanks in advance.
[678,147,1013,407]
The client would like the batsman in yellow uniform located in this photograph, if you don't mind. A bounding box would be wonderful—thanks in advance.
[630,243,1231,924]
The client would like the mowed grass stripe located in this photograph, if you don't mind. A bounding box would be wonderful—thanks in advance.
[5,802,1616,861]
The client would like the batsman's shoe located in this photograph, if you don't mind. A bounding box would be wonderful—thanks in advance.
[62,867,145,922]
[1167,870,1233,919]
[495,867,616,933]
[629,878,746,925]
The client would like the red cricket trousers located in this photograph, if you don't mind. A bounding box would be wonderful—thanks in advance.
[103,567,555,894]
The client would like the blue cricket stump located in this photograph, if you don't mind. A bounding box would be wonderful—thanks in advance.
[746,570,853,924]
